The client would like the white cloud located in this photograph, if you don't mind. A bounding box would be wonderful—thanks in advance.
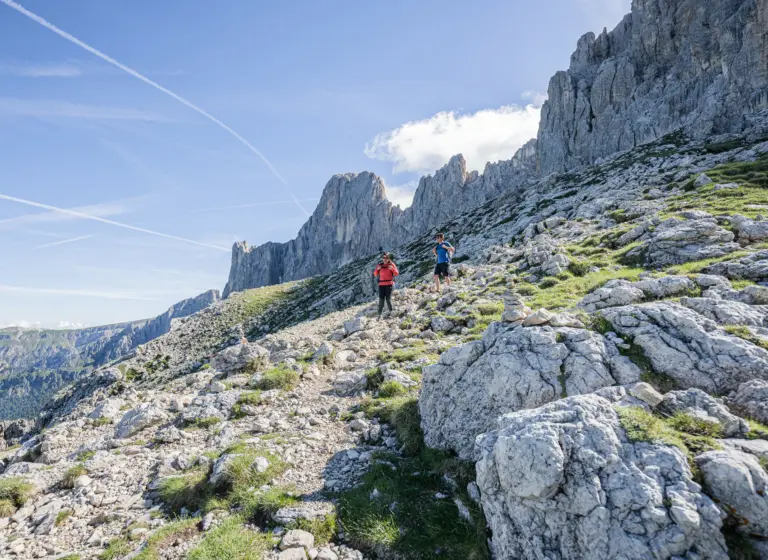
[57,320,89,329]
[365,104,541,174]
[385,182,417,209]
[0,97,173,122]
[0,62,83,77]
[522,90,548,106]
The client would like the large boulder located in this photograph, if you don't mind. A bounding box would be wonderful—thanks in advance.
[179,392,241,424]
[579,276,697,312]
[728,379,768,425]
[731,215,768,244]
[475,395,728,559]
[600,302,768,394]
[114,403,168,439]
[89,398,125,421]
[419,323,640,459]
[623,217,740,267]
[697,449,768,537]
[212,342,269,374]
[705,250,768,282]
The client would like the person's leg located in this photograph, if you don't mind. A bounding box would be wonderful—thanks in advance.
[445,266,452,287]
[385,286,393,312]
[378,286,385,317]
[433,275,440,292]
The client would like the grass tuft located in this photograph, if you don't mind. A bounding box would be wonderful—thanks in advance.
[187,515,271,560]
[724,325,768,351]
[253,365,299,391]
[0,477,35,510]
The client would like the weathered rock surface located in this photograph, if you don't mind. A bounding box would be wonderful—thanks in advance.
[475,395,728,559]
[600,302,768,394]
[728,379,768,424]
[537,0,768,175]
[420,323,640,458]
[697,449,768,537]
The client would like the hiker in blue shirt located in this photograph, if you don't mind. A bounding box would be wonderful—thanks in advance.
[432,232,455,293]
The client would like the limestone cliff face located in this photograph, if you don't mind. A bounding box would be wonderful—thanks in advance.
[223,148,538,297]
[537,0,768,174]
[224,0,768,296]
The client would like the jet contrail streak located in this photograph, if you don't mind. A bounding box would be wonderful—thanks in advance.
[33,233,98,250]
[1,0,311,217]
[0,193,229,252]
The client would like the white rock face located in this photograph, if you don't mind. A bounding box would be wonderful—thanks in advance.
[537,0,768,175]
[88,399,124,420]
[728,379,768,425]
[600,302,768,394]
[680,297,768,327]
[697,449,768,537]
[114,404,168,439]
[212,342,269,374]
[419,323,640,459]
[475,395,728,559]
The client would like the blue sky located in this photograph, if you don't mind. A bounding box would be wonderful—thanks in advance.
[0,0,630,328]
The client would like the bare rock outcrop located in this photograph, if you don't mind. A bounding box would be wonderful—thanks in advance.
[475,395,728,559]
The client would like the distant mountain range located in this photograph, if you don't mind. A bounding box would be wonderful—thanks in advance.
[0,289,219,420]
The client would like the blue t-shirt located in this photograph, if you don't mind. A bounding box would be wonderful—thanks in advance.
[436,242,453,263]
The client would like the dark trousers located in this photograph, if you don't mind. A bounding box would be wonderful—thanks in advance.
[378,285,393,315]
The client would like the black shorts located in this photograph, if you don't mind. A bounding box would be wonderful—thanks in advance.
[434,262,450,278]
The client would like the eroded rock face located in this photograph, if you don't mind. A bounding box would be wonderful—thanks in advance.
[419,323,639,459]
[114,404,168,439]
[705,250,768,282]
[537,0,768,175]
[624,218,740,267]
[475,395,728,559]
[212,343,269,374]
[728,379,768,424]
[600,302,768,394]
[697,449,768,537]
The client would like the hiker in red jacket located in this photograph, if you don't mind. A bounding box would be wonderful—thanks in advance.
[373,252,399,319]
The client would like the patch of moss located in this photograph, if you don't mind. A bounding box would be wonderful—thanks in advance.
[187,516,270,560]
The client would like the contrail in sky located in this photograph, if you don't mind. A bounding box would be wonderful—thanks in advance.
[0,0,311,217]
[0,193,229,252]
[33,233,98,250]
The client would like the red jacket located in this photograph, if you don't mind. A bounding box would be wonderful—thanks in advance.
[374,262,399,286]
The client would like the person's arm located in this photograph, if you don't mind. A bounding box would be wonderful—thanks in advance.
[446,242,455,255]
[390,263,399,276]
[432,246,437,257]
[373,264,380,278]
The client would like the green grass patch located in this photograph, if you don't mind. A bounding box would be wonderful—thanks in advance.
[158,467,212,514]
[745,419,768,440]
[253,365,299,391]
[290,514,337,545]
[55,509,72,526]
[238,486,298,524]
[232,391,262,418]
[133,518,200,560]
[476,302,504,316]
[92,417,113,427]
[185,417,222,430]
[187,515,271,560]
[618,407,720,468]
[62,464,88,489]
[724,325,768,351]
[0,477,35,509]
[0,499,15,517]
[339,449,488,559]
[377,348,421,363]
[99,538,132,560]
[378,381,408,398]
[527,267,644,310]
[365,367,383,391]
[667,412,724,438]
